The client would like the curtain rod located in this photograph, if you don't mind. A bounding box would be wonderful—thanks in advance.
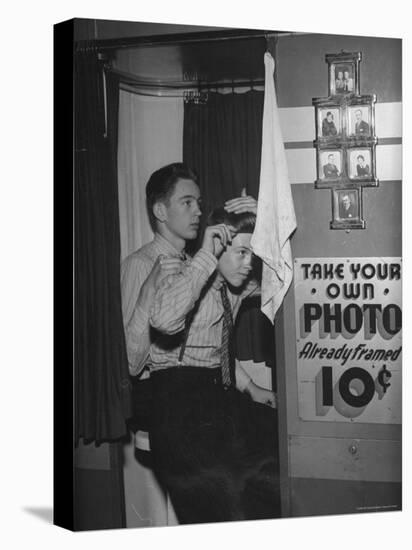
[76,29,284,52]
[109,67,264,91]
[119,82,264,101]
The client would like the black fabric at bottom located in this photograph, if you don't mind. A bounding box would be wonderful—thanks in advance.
[149,367,281,525]
[128,377,153,433]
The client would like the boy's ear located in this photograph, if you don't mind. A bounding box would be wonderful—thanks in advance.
[153,201,167,223]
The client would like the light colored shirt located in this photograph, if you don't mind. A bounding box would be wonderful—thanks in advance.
[150,247,258,391]
[121,233,183,375]
[121,233,255,390]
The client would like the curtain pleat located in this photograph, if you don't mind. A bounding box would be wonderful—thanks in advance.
[117,92,184,260]
[183,91,275,368]
[74,49,132,444]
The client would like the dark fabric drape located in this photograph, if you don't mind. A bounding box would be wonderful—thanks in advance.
[183,91,263,215]
[183,91,275,367]
[74,49,132,444]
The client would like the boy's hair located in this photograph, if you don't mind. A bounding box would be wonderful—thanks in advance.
[207,207,256,234]
[146,163,198,229]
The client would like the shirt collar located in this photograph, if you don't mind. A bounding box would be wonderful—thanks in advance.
[154,233,185,258]
[212,272,225,290]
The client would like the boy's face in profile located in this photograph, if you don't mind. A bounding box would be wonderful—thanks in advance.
[156,178,202,241]
[217,232,253,288]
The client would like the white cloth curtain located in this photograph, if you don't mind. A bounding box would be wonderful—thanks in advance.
[118,90,183,528]
[251,52,297,322]
[117,91,184,260]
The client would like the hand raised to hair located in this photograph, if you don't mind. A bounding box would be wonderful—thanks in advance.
[202,224,234,258]
[224,187,257,215]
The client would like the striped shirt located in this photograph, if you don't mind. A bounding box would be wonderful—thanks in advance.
[121,232,257,390]
[121,233,183,375]
[150,249,259,380]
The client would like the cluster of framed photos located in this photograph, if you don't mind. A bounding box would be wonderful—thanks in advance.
[312,52,379,229]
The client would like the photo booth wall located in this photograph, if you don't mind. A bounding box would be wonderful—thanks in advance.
[275,32,401,516]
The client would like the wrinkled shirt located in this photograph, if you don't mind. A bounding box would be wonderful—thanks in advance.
[149,248,258,373]
[121,233,256,390]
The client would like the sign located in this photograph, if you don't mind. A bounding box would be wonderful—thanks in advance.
[294,258,401,423]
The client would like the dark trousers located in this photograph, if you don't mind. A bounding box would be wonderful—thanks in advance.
[128,376,153,433]
[149,367,281,525]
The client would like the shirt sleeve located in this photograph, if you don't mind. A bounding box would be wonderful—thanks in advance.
[150,248,217,334]
[120,254,153,376]
[235,361,253,392]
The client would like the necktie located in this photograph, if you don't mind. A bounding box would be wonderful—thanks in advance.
[220,284,235,388]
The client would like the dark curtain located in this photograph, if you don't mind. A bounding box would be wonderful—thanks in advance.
[74,48,132,444]
[183,91,275,367]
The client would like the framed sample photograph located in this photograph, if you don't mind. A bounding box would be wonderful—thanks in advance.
[347,146,378,185]
[331,187,365,229]
[348,105,371,137]
[326,51,361,97]
[334,64,355,94]
[347,95,377,142]
[316,148,343,187]
[317,106,341,140]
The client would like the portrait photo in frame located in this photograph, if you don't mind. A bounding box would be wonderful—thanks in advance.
[316,148,343,187]
[347,146,378,185]
[334,63,355,94]
[349,148,371,178]
[346,94,377,143]
[331,187,365,229]
[318,106,341,139]
[348,105,371,138]
[313,97,344,143]
[326,51,361,97]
